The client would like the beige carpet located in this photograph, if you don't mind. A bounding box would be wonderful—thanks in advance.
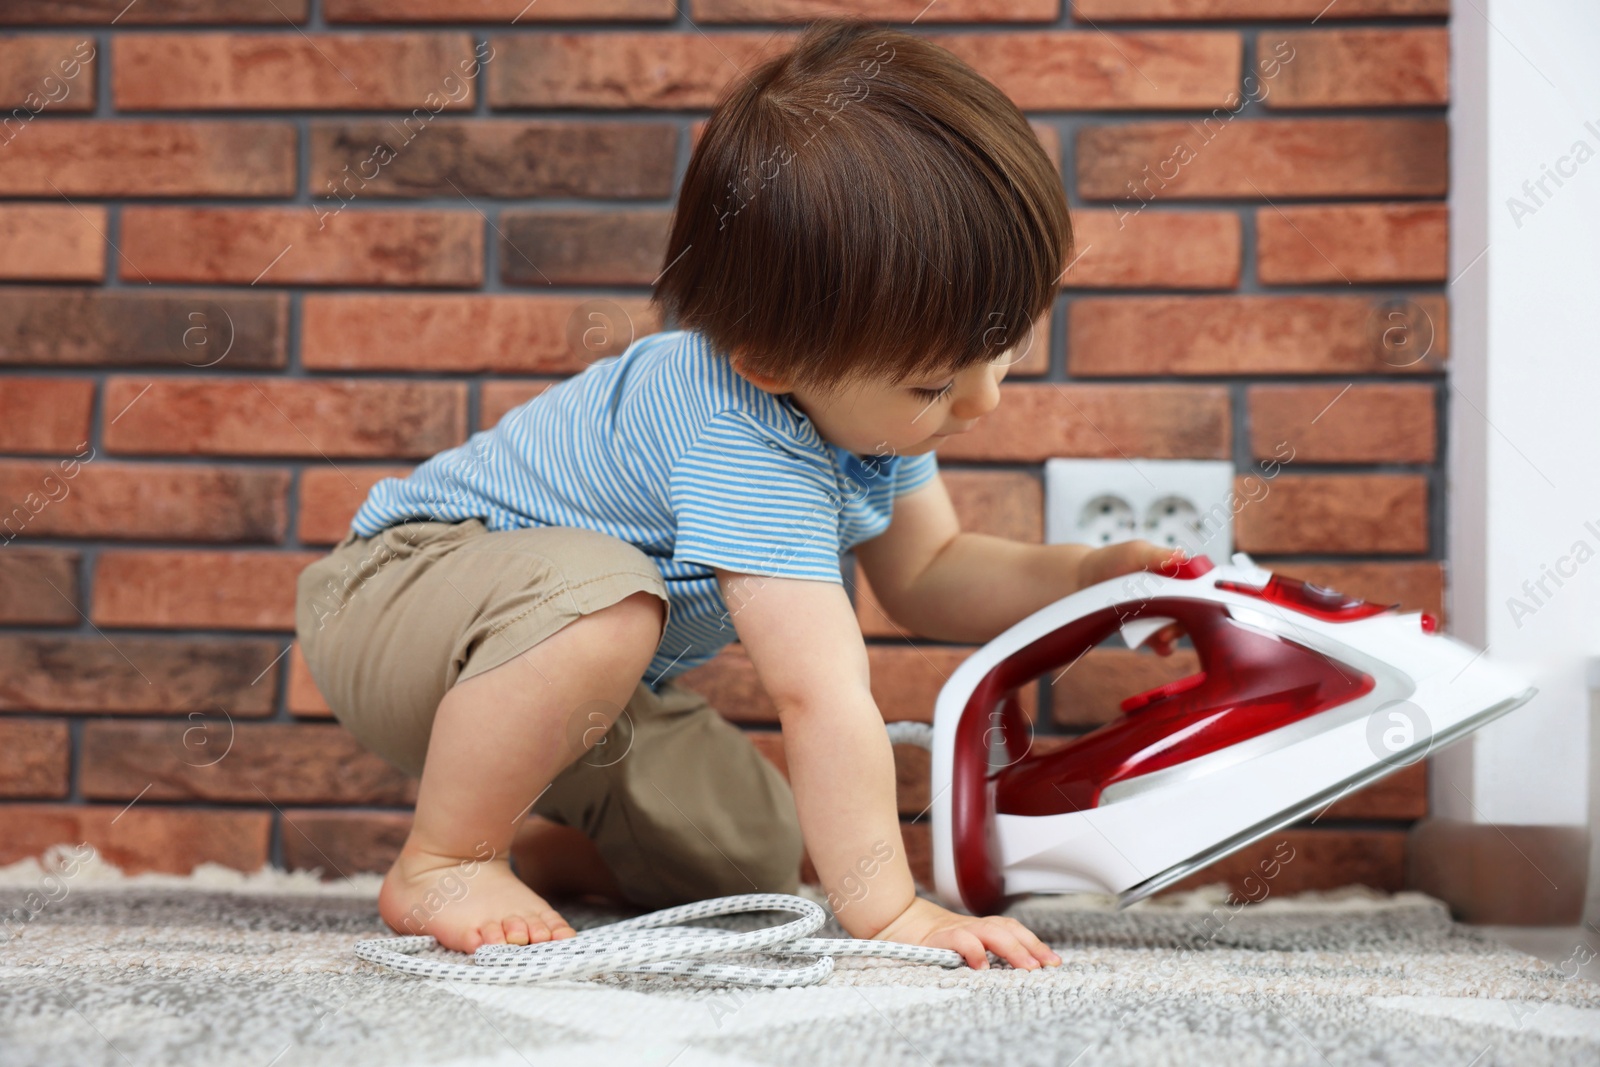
[2,845,1597,1066]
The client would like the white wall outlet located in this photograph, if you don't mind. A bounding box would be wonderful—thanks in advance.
[1045,459,1236,562]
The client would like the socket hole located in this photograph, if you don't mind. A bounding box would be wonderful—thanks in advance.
[1143,495,1202,549]
[1079,495,1136,545]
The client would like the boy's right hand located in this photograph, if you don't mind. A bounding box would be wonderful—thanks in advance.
[867,896,1061,971]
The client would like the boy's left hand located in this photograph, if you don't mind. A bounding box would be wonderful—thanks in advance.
[1073,541,1189,655]
[869,897,1061,971]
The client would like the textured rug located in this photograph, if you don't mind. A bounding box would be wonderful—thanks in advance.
[2,846,1598,1067]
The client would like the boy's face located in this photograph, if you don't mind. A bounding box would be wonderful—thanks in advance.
[733,343,1019,459]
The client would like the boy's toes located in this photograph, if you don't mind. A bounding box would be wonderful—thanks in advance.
[539,908,576,940]
[478,920,507,947]
[502,916,531,946]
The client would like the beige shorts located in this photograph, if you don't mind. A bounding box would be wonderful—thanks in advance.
[293,517,803,909]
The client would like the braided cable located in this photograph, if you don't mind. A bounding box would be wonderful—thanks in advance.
[354,893,966,987]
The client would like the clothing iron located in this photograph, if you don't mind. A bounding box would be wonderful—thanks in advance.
[929,551,1537,916]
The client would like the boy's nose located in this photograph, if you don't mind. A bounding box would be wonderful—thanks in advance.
[950,370,1001,421]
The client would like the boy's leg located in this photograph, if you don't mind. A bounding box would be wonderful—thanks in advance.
[523,677,806,911]
[380,588,664,952]
[510,815,627,905]
[294,519,675,952]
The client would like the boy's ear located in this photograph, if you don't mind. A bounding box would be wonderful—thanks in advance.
[729,349,791,394]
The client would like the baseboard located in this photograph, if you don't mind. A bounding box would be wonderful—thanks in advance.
[1407,817,1589,925]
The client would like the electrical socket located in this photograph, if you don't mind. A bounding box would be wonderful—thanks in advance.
[1045,459,1236,561]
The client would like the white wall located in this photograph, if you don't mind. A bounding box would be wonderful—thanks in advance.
[1444,0,1600,825]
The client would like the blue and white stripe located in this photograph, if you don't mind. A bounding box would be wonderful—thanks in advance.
[348,329,938,687]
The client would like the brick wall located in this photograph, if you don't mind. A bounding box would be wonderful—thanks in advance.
[0,1,1450,900]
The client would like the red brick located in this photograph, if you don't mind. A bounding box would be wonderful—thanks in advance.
[114,33,476,111]
[1073,0,1447,17]
[1166,829,1406,897]
[119,208,482,287]
[942,32,1239,111]
[102,377,467,459]
[0,35,94,113]
[480,381,558,429]
[499,210,670,286]
[1409,821,1589,924]
[1007,307,1051,377]
[1257,203,1448,285]
[1253,560,1444,622]
[1264,29,1449,109]
[0,121,295,198]
[0,720,70,798]
[0,549,81,626]
[92,550,321,631]
[1030,120,1060,173]
[0,378,93,453]
[310,120,677,200]
[280,809,411,877]
[1065,210,1240,289]
[0,288,289,369]
[899,820,932,890]
[0,804,271,875]
[675,643,1036,726]
[1077,119,1448,201]
[327,0,671,18]
[890,742,931,818]
[82,722,416,805]
[489,32,791,109]
[0,461,288,543]
[0,206,104,281]
[0,635,283,715]
[1250,383,1436,464]
[489,30,1238,111]
[695,0,1057,21]
[1234,473,1428,555]
[288,643,333,718]
[0,1,308,23]
[302,294,663,373]
[873,645,1033,726]
[934,382,1230,462]
[1069,295,1449,376]
[297,465,411,545]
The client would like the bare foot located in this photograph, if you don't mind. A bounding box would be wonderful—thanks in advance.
[378,843,577,954]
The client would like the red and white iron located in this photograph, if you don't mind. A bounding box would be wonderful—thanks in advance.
[929,552,1537,916]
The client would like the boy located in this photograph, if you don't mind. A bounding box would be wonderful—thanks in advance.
[295,18,1181,972]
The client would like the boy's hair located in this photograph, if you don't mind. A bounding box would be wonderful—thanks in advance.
[651,18,1072,398]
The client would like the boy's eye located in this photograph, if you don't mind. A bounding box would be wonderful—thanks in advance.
[911,380,955,401]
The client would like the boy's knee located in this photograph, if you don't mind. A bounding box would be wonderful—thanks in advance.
[600,589,668,649]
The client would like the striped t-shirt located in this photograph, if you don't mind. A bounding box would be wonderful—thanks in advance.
[347,329,939,688]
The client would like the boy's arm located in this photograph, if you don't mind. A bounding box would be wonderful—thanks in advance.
[854,473,1183,646]
[713,566,1057,970]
